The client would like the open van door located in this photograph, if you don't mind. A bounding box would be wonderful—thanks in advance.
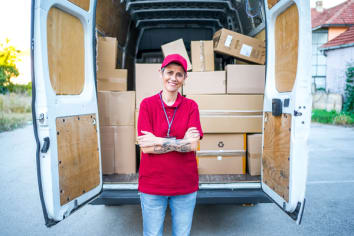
[31,0,101,227]
[262,0,311,224]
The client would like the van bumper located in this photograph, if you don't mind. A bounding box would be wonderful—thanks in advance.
[90,189,272,205]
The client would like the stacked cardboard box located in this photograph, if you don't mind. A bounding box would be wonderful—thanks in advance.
[184,32,265,175]
[198,134,246,174]
[98,91,136,175]
[247,134,262,176]
[97,37,136,175]
[97,37,127,91]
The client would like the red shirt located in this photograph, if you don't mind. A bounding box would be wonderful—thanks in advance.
[137,92,203,196]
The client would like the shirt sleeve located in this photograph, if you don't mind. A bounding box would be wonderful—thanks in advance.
[138,99,153,137]
[187,101,204,139]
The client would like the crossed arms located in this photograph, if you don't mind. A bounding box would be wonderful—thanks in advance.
[137,127,200,154]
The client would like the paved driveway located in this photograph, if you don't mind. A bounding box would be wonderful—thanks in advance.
[0,123,353,235]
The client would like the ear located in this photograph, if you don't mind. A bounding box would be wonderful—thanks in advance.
[159,68,163,79]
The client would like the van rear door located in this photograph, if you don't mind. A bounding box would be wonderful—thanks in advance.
[31,0,101,227]
[261,0,311,224]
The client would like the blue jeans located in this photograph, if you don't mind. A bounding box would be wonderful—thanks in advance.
[139,191,197,236]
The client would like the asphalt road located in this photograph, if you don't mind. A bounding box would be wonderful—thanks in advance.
[0,123,354,235]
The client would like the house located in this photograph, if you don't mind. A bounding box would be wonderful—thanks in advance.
[311,0,354,91]
[320,26,354,96]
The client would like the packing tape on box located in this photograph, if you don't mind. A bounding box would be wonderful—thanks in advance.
[199,110,263,116]
[197,150,246,157]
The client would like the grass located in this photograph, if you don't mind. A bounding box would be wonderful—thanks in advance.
[312,109,354,126]
[0,93,32,132]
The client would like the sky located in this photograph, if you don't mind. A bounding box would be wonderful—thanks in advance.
[0,0,349,84]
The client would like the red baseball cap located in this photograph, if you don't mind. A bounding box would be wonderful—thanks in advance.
[161,54,188,72]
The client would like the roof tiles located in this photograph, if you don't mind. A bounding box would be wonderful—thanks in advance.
[321,26,354,49]
[311,0,354,29]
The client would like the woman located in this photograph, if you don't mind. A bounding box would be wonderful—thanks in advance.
[137,53,203,236]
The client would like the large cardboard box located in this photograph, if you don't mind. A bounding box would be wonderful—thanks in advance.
[197,134,246,174]
[97,37,127,90]
[100,126,136,174]
[226,65,265,94]
[98,72,127,91]
[213,28,266,65]
[191,41,214,72]
[186,94,263,133]
[247,134,262,176]
[135,64,162,109]
[161,39,192,71]
[187,94,263,110]
[183,71,226,95]
[98,91,135,126]
[200,116,262,133]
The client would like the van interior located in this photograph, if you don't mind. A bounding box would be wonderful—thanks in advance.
[91,0,266,185]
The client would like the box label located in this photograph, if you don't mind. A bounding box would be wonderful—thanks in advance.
[240,44,253,57]
[224,35,233,47]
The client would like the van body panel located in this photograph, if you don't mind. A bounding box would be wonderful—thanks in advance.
[262,0,311,224]
[32,0,101,227]
[32,0,311,227]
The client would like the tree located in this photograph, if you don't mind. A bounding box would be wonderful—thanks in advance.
[0,39,21,94]
[343,64,354,113]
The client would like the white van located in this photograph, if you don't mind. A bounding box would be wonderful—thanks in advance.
[31,0,312,227]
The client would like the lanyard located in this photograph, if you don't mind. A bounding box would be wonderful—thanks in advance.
[159,93,178,138]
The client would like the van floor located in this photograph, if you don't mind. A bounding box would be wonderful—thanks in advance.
[103,174,260,184]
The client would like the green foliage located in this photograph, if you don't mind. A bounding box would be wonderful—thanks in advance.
[0,93,32,132]
[0,39,21,94]
[343,65,354,113]
[312,109,354,125]
[7,82,32,96]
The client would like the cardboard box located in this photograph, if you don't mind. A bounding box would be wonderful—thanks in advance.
[135,63,182,109]
[247,134,262,176]
[186,94,263,110]
[200,115,262,133]
[186,94,263,133]
[183,71,226,95]
[161,39,192,71]
[213,28,266,65]
[97,71,127,91]
[98,91,135,126]
[100,126,136,174]
[197,133,246,174]
[97,37,127,89]
[135,64,162,109]
[226,65,265,94]
[97,37,118,73]
[191,41,214,72]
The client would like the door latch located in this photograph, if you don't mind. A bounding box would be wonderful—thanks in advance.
[41,137,50,153]
[294,110,303,116]
[272,99,282,116]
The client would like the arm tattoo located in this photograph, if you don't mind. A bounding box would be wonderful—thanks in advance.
[153,139,192,153]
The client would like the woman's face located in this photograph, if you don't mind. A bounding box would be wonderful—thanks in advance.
[160,63,186,93]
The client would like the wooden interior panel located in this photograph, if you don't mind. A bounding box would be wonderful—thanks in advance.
[68,0,90,11]
[47,7,85,95]
[267,0,280,9]
[96,0,130,43]
[275,4,299,92]
[263,112,291,202]
[56,114,100,206]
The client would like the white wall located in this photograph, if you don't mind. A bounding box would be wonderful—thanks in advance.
[325,46,354,96]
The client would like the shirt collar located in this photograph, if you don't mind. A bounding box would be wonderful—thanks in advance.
[157,91,183,108]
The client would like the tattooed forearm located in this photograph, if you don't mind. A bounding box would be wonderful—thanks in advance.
[152,139,193,153]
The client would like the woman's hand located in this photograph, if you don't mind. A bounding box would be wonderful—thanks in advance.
[184,127,200,142]
[137,131,162,147]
